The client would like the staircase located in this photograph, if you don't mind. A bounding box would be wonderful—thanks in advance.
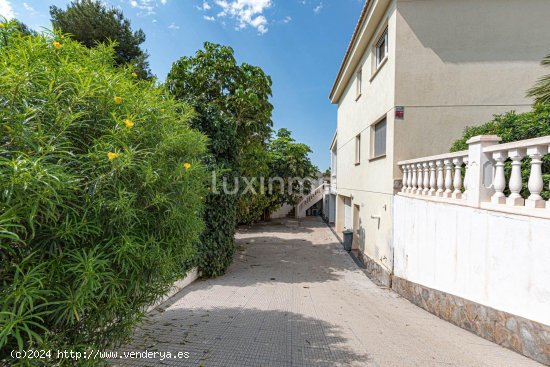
[296,183,326,218]
[270,204,295,219]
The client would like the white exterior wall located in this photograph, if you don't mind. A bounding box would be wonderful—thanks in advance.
[335,1,397,271]
[392,0,550,178]
[393,195,550,326]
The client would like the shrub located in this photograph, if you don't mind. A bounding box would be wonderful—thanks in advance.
[188,102,238,278]
[0,24,208,364]
[168,51,245,277]
[450,103,550,199]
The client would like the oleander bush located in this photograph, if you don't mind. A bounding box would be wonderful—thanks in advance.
[450,103,550,199]
[0,23,208,365]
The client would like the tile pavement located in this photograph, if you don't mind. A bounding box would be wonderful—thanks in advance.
[110,217,542,367]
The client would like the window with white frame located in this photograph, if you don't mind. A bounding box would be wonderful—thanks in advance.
[373,118,386,158]
[356,68,362,99]
[355,134,361,164]
[375,27,388,67]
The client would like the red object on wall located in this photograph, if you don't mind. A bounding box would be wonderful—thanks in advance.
[395,106,404,119]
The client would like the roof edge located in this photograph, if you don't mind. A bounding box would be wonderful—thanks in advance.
[329,0,373,103]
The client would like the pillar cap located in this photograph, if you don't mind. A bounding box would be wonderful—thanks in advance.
[466,135,502,144]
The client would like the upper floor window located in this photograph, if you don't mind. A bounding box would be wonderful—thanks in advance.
[355,134,361,165]
[375,27,388,67]
[356,68,362,99]
[373,118,387,158]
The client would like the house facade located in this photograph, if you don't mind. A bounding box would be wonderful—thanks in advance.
[329,0,550,286]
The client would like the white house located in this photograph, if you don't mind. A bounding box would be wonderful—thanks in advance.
[329,0,550,287]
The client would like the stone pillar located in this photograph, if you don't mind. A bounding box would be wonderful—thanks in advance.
[466,135,502,207]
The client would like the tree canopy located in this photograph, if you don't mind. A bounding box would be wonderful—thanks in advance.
[167,42,274,175]
[268,128,319,207]
[50,0,151,78]
[528,54,550,105]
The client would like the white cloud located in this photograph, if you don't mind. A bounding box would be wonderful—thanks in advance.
[160,0,167,4]
[168,22,180,29]
[204,15,215,21]
[0,0,15,20]
[129,0,156,16]
[199,0,272,35]
[313,2,323,14]
[23,2,37,15]
[282,15,291,23]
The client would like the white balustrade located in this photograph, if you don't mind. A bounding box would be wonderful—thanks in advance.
[397,151,468,199]
[397,135,550,213]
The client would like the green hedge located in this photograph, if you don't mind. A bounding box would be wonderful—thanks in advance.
[188,102,238,278]
[450,103,550,199]
[0,25,208,364]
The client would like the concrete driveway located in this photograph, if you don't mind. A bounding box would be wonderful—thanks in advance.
[112,217,541,366]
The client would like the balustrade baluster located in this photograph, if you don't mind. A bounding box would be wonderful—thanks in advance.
[428,161,436,196]
[436,160,444,197]
[506,148,526,206]
[401,165,408,192]
[422,162,430,195]
[409,164,417,194]
[526,146,545,208]
[443,159,453,198]
[452,158,463,199]
[416,163,423,195]
[491,152,507,204]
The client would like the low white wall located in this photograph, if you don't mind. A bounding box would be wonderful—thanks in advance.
[393,195,550,326]
[270,204,294,219]
[146,267,199,312]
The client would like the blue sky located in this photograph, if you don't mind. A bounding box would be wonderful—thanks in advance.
[2,0,364,170]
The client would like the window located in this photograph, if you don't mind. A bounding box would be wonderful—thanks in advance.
[373,118,386,158]
[375,27,388,67]
[355,134,361,164]
[356,68,362,99]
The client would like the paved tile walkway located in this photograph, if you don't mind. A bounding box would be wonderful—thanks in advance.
[111,217,542,366]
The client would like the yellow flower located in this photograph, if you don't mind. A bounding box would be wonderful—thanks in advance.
[183,163,191,170]
[132,72,138,78]
[52,41,62,49]
[107,152,120,161]
[160,108,165,113]
[114,96,122,105]
[123,119,134,128]
[0,24,5,29]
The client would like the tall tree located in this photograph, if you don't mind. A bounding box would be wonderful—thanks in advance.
[168,42,274,226]
[528,54,550,105]
[168,42,274,272]
[50,0,151,78]
[267,128,318,209]
[167,42,274,176]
